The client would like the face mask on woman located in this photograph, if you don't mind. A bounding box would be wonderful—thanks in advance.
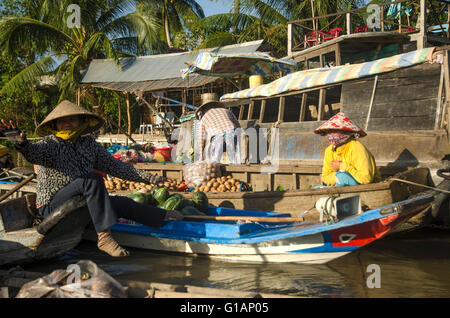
[326,132,354,148]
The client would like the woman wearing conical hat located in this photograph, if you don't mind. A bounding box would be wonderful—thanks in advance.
[0,100,182,257]
[194,93,241,164]
[314,112,381,187]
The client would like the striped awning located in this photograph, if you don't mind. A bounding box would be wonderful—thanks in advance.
[181,52,297,79]
[220,47,436,100]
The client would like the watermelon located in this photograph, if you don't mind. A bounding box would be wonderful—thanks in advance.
[144,192,156,206]
[151,186,162,196]
[127,191,147,204]
[159,193,183,211]
[192,191,208,213]
[181,206,205,216]
[153,187,169,205]
[180,198,193,209]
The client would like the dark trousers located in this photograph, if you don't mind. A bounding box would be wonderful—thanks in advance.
[38,172,167,233]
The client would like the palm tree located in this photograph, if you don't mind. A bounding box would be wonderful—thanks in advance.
[192,0,363,56]
[0,0,164,100]
[138,0,205,48]
[192,0,292,56]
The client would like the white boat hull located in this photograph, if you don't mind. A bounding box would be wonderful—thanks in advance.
[85,229,350,264]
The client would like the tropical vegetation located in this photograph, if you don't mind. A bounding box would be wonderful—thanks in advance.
[0,0,448,138]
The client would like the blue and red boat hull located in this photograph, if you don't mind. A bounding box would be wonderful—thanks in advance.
[105,194,433,264]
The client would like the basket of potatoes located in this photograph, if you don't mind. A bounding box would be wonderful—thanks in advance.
[193,175,252,193]
[182,161,222,187]
[104,176,186,192]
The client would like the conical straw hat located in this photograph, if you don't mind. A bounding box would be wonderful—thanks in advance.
[195,93,224,119]
[314,112,366,137]
[35,100,104,137]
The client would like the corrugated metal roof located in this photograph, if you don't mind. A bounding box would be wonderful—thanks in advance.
[81,40,264,87]
[88,74,217,92]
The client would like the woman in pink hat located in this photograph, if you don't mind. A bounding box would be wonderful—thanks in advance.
[314,112,381,187]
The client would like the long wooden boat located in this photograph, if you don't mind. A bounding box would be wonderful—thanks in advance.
[187,167,435,220]
[86,192,434,264]
[0,167,436,222]
[112,167,432,222]
[0,194,91,266]
[0,268,297,298]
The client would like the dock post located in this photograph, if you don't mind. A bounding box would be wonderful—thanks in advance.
[287,23,293,57]
[417,0,427,49]
[346,12,351,34]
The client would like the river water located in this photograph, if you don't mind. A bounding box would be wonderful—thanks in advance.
[7,152,450,297]
[22,226,450,298]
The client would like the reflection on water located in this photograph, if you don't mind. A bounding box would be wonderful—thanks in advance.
[22,228,450,297]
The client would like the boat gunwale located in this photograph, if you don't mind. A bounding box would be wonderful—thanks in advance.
[181,180,393,199]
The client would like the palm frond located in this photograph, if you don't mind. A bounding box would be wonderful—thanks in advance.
[0,55,57,94]
[104,12,165,54]
[83,32,106,59]
[174,0,205,18]
[56,54,86,101]
[102,35,121,66]
[196,31,236,49]
[198,13,235,32]
[240,0,288,25]
[111,36,139,54]
[96,0,137,31]
[0,17,76,56]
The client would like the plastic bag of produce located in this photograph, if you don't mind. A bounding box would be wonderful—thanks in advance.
[16,260,126,298]
[107,144,129,154]
[183,161,222,186]
[139,151,154,162]
[117,149,141,164]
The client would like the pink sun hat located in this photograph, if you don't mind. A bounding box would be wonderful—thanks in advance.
[314,112,367,137]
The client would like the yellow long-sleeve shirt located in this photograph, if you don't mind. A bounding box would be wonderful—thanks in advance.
[321,139,381,186]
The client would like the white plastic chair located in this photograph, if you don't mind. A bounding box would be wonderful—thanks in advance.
[139,124,154,136]
[153,113,165,135]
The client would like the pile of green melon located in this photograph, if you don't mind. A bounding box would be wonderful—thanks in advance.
[127,187,208,216]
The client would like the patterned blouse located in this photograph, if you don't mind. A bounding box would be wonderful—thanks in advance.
[195,108,240,158]
[16,135,156,207]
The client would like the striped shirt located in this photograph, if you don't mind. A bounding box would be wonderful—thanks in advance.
[195,108,240,159]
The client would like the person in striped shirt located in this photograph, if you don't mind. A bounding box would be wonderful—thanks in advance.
[194,93,241,164]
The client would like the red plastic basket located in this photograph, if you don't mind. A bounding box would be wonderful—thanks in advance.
[154,147,172,162]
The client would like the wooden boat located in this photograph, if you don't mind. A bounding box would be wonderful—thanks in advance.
[0,167,436,221]
[114,166,435,221]
[89,192,434,264]
[120,47,449,221]
[178,167,434,220]
[96,47,449,196]
[0,268,297,298]
[0,194,91,266]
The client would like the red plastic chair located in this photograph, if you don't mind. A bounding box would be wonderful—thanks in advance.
[304,31,322,48]
[354,26,368,33]
[323,27,342,41]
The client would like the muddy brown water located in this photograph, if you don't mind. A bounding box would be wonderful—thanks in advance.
[17,227,450,298]
[6,152,450,297]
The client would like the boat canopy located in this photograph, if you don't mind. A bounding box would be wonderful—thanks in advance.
[181,52,297,79]
[220,47,437,100]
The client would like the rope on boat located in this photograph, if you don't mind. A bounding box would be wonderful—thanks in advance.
[389,178,450,194]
